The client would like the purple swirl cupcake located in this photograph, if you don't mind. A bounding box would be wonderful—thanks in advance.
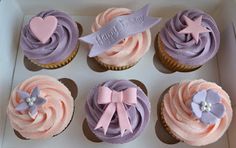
[20,10,81,69]
[85,80,150,144]
[156,9,220,72]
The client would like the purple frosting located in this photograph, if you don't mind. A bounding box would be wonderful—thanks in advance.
[20,10,79,64]
[85,80,150,144]
[159,9,220,66]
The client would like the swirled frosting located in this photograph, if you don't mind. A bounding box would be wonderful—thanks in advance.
[7,75,74,139]
[85,80,150,143]
[159,9,220,66]
[20,10,79,65]
[162,79,232,146]
[92,8,151,66]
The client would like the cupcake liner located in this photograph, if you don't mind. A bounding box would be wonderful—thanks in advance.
[156,34,201,72]
[160,101,180,141]
[94,57,137,71]
[31,42,79,69]
[30,22,83,69]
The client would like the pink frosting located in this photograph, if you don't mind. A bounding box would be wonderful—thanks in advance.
[162,79,233,146]
[7,75,74,139]
[92,8,151,66]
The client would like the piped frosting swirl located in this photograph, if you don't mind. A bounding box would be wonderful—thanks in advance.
[92,8,151,66]
[162,79,232,146]
[159,9,220,66]
[7,75,74,139]
[85,80,150,143]
[20,10,79,65]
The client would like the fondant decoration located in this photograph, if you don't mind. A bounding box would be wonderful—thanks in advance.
[95,86,137,136]
[179,15,210,44]
[30,16,58,43]
[191,89,225,124]
[80,4,161,57]
[15,87,46,119]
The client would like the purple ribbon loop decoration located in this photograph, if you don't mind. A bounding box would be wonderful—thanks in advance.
[79,4,161,57]
[95,86,137,137]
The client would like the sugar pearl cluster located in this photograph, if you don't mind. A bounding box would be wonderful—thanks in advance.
[25,97,37,106]
[200,101,212,112]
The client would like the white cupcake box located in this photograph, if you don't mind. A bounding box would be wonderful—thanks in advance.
[0,0,236,147]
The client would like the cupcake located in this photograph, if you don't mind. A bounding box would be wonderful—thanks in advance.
[80,5,161,70]
[7,75,74,139]
[160,79,233,146]
[157,9,220,72]
[85,80,150,143]
[20,10,81,69]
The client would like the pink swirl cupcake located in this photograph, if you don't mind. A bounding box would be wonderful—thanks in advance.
[160,79,233,146]
[7,75,74,139]
[91,7,151,70]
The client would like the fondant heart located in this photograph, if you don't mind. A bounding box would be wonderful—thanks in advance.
[30,16,58,44]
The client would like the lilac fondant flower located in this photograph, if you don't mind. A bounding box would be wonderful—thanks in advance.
[15,87,46,119]
[190,89,225,124]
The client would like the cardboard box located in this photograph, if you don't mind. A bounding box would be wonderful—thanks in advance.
[0,0,235,147]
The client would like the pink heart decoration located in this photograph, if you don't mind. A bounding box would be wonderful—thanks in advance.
[29,16,58,44]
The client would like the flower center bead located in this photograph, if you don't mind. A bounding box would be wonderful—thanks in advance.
[26,97,36,106]
[200,101,212,112]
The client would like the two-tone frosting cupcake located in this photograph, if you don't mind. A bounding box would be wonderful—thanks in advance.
[160,79,233,146]
[7,75,75,139]
[20,10,81,69]
[85,80,150,143]
[156,9,220,72]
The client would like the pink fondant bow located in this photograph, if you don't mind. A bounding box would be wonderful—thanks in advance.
[95,86,137,137]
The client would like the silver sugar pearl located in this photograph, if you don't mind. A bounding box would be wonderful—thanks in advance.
[201,101,207,106]
[201,105,206,111]
[31,97,36,102]
[206,107,211,112]
[208,103,212,108]
[28,102,34,106]
[26,98,31,103]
